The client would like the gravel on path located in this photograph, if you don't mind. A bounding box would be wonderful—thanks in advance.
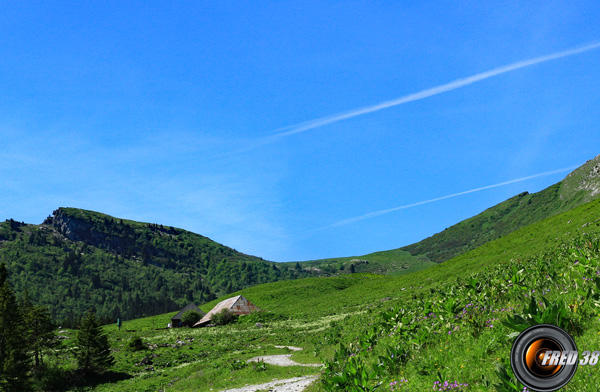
[218,346,321,392]
[219,376,318,392]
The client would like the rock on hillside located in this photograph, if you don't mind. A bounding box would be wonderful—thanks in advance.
[561,154,600,201]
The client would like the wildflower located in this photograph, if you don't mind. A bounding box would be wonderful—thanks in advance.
[433,380,469,390]
[390,378,408,389]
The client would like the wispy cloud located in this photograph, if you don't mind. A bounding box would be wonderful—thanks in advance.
[314,165,579,231]
[262,42,600,142]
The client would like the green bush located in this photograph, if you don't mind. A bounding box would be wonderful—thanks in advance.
[211,309,237,326]
[181,310,203,327]
[127,337,146,352]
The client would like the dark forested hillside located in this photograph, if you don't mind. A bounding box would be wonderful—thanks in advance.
[0,208,314,326]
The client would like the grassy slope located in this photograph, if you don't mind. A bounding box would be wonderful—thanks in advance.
[83,197,600,391]
[203,197,600,320]
[298,248,436,277]
[399,155,600,263]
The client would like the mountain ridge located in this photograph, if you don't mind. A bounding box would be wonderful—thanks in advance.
[301,154,600,272]
[401,154,600,263]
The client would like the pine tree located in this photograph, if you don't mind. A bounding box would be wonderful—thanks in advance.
[21,294,57,369]
[74,309,115,374]
[0,264,32,391]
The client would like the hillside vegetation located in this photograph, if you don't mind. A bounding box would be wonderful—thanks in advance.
[3,160,600,390]
[0,208,316,326]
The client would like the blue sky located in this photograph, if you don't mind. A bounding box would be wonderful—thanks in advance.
[1,1,600,262]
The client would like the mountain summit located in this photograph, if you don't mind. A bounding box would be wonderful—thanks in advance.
[560,154,600,202]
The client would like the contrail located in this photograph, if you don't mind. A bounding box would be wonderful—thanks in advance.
[315,165,579,231]
[269,42,600,140]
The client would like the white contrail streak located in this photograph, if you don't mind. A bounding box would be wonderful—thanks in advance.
[269,42,600,140]
[316,165,578,230]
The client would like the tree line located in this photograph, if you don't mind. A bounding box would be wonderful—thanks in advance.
[0,264,114,391]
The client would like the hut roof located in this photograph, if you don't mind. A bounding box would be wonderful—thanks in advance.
[171,303,205,322]
[193,295,260,327]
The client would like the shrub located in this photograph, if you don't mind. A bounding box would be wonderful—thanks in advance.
[181,310,203,327]
[128,337,146,352]
[211,309,237,326]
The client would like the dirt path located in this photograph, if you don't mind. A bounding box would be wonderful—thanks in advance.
[219,376,318,392]
[248,354,320,367]
[219,346,321,392]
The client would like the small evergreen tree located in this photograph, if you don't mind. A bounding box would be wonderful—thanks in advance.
[74,309,115,375]
[22,298,57,368]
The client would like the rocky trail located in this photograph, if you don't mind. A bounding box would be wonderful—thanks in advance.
[219,376,319,392]
[219,346,321,392]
